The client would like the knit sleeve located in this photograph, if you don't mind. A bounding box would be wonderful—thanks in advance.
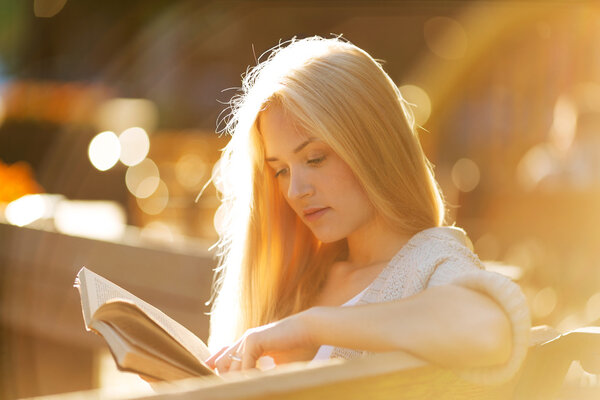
[428,260,531,385]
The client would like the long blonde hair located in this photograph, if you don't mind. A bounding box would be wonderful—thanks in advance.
[208,36,445,350]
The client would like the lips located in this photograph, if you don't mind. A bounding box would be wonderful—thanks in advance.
[302,207,330,222]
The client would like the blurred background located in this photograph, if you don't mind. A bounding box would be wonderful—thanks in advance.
[1,0,599,398]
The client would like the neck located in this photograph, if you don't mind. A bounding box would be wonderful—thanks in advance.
[345,216,412,269]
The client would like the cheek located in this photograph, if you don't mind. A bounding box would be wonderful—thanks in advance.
[325,163,372,209]
[276,179,290,201]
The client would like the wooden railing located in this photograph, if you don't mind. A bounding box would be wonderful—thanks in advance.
[27,326,600,400]
[0,222,214,399]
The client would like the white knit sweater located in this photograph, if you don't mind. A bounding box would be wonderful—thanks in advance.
[327,226,531,385]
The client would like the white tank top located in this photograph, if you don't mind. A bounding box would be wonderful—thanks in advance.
[256,285,370,370]
[309,285,369,363]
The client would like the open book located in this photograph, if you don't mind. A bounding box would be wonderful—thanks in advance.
[74,267,216,381]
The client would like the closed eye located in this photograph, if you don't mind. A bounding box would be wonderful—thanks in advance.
[274,167,288,178]
[272,156,325,178]
[307,156,326,166]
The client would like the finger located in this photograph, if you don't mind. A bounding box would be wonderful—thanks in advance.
[214,359,230,375]
[228,358,242,372]
[242,334,262,370]
[214,350,234,374]
[227,342,245,372]
[206,346,228,368]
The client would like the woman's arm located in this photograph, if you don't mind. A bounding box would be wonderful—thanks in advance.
[207,284,512,373]
[307,284,512,367]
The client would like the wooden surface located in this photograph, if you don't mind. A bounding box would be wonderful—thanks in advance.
[27,326,600,400]
[0,222,214,399]
[514,327,600,400]
[30,351,515,400]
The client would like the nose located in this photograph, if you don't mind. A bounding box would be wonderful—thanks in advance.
[287,169,314,200]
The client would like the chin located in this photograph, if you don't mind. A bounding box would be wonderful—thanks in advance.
[310,228,346,244]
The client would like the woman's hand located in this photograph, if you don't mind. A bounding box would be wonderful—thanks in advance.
[205,309,320,374]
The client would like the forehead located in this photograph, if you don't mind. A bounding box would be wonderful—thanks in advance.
[258,104,313,155]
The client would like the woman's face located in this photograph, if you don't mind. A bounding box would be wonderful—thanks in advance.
[259,104,376,243]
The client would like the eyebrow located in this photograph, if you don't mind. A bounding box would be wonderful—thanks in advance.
[265,138,317,162]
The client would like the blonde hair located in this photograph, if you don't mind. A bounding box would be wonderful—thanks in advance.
[208,36,445,350]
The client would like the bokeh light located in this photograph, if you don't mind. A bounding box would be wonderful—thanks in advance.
[532,286,558,319]
[54,200,126,241]
[399,84,432,126]
[213,203,227,237]
[210,158,225,195]
[88,131,121,171]
[585,292,600,323]
[140,221,177,243]
[474,232,501,261]
[95,98,158,135]
[549,95,578,153]
[517,144,555,191]
[0,95,5,128]
[5,194,46,226]
[424,16,468,60]
[125,158,160,198]
[504,242,535,272]
[136,179,169,215]
[33,0,68,18]
[119,127,150,167]
[484,261,524,282]
[175,153,207,190]
[451,158,480,192]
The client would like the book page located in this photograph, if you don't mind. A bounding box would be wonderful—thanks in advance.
[75,267,212,363]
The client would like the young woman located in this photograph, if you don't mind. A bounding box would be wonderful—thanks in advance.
[205,36,530,384]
